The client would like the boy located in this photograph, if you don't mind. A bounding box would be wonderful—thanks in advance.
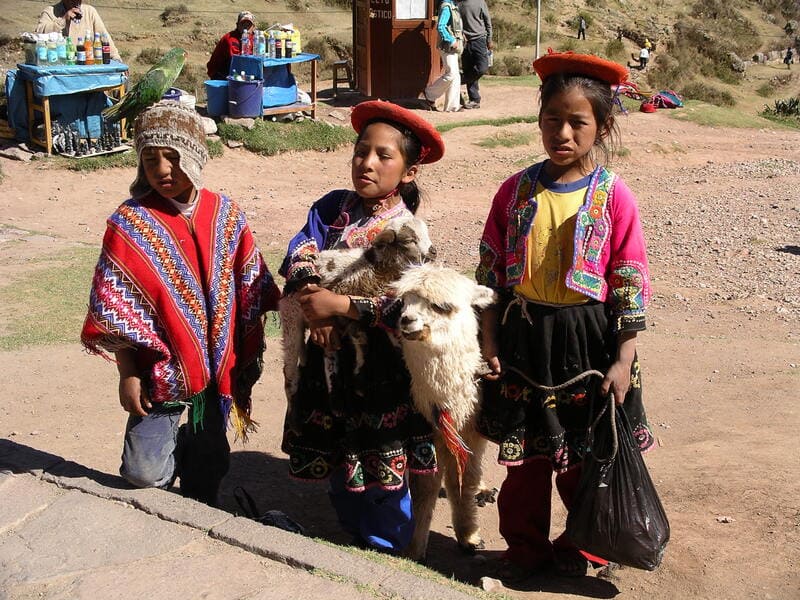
[81,101,280,505]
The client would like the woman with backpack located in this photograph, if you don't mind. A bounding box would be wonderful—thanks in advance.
[423,0,463,112]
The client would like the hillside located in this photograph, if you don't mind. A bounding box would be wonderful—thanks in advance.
[1,0,799,115]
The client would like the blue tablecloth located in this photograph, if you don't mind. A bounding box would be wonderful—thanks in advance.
[258,52,320,68]
[6,61,129,142]
[16,61,128,97]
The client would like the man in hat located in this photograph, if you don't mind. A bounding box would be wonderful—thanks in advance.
[207,10,256,80]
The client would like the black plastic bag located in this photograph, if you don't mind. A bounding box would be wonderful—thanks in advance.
[565,398,669,571]
[233,486,306,535]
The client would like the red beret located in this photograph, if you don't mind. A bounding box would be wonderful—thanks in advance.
[532,50,628,85]
[351,100,445,164]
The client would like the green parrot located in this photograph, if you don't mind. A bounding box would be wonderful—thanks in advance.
[102,47,187,124]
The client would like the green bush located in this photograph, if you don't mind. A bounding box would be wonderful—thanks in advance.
[762,96,800,117]
[160,4,189,27]
[136,47,164,65]
[604,39,626,61]
[504,55,528,77]
[493,18,536,50]
[680,81,736,106]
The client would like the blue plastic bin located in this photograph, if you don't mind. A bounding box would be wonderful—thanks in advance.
[227,78,263,118]
[230,55,264,80]
[162,87,181,101]
[204,80,229,117]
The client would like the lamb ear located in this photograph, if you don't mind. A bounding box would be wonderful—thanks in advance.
[373,229,396,245]
[471,284,497,309]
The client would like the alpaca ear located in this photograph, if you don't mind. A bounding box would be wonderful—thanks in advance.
[471,285,496,310]
[373,228,396,246]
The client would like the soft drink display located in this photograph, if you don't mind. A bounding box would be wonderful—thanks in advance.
[102,33,111,64]
[36,37,47,64]
[275,32,283,59]
[84,32,94,65]
[66,37,76,65]
[57,35,67,63]
[76,36,85,65]
[93,33,102,64]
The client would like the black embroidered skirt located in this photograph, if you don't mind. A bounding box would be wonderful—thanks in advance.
[477,300,654,472]
[282,326,437,491]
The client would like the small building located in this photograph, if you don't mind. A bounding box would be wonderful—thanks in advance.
[353,0,442,99]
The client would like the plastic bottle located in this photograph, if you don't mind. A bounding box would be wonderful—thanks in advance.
[36,37,48,65]
[93,33,102,64]
[285,33,293,59]
[76,36,85,65]
[56,34,67,64]
[66,37,76,66]
[268,31,276,59]
[292,30,302,55]
[84,32,94,65]
[257,31,266,56]
[275,31,283,59]
[487,50,493,68]
[102,33,111,64]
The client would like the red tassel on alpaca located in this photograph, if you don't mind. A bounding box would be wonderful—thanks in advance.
[437,409,472,490]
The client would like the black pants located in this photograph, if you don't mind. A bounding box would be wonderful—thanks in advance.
[462,36,489,104]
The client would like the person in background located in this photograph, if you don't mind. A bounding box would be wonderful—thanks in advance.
[577,16,587,40]
[477,51,654,581]
[458,0,493,110]
[81,101,280,507]
[36,0,120,60]
[207,11,255,80]
[423,0,463,112]
[639,45,650,70]
[783,46,793,69]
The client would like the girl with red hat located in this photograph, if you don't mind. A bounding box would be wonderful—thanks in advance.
[476,52,655,580]
[279,101,444,554]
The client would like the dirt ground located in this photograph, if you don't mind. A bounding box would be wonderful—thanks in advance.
[1,83,799,599]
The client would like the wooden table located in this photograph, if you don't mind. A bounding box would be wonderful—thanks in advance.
[232,53,320,119]
[16,62,128,155]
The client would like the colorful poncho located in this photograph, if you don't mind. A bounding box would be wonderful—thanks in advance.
[81,189,280,440]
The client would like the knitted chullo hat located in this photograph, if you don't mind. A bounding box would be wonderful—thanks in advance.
[130,100,209,199]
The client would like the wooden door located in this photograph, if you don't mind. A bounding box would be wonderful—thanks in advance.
[354,0,371,96]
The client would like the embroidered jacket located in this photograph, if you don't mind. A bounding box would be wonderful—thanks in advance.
[477,162,651,332]
[279,189,410,326]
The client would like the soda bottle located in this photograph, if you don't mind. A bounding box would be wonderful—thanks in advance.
[268,31,276,59]
[275,32,283,59]
[76,36,85,65]
[102,33,111,64]
[66,37,76,66]
[36,37,48,65]
[57,34,67,64]
[93,33,103,64]
[84,32,94,65]
[285,34,293,59]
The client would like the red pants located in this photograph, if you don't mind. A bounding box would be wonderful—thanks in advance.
[498,459,606,568]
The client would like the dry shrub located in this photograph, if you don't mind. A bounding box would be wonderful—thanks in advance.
[680,81,736,107]
[160,4,189,27]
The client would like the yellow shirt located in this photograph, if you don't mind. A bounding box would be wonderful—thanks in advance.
[514,174,591,305]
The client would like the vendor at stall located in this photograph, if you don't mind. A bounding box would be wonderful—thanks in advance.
[35,0,120,61]
[207,11,255,80]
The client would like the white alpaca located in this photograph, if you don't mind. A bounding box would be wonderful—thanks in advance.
[392,264,496,561]
[279,216,435,401]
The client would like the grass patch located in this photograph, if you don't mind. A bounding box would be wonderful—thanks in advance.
[668,100,790,128]
[477,130,535,148]
[0,245,97,350]
[311,537,513,600]
[437,115,538,134]
[481,74,539,88]
[217,119,353,156]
